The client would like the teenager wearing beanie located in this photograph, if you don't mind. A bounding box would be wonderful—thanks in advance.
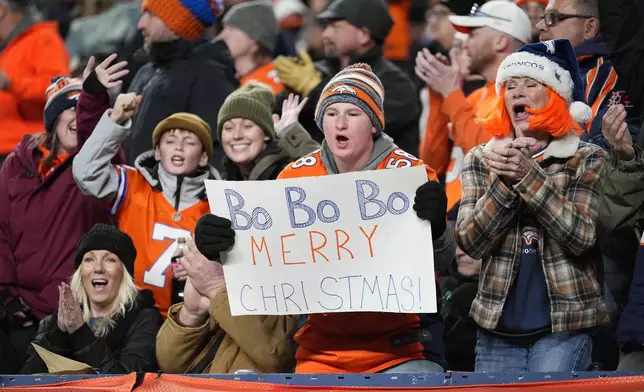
[73,92,222,318]
[456,39,607,372]
[194,63,455,374]
[218,1,284,95]
[21,224,163,374]
[125,0,237,170]
[218,81,319,181]
[0,57,129,372]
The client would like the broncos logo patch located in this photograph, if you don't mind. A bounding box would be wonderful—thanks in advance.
[332,85,357,95]
[522,228,538,245]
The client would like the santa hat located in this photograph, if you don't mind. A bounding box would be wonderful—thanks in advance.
[496,39,592,124]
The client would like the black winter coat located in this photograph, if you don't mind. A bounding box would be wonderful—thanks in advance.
[20,290,162,374]
[125,38,238,169]
[599,0,644,148]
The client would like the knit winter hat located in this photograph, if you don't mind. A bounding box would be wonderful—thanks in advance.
[152,113,214,158]
[222,0,279,53]
[217,81,276,140]
[75,224,137,277]
[496,39,592,124]
[315,63,385,136]
[142,0,224,41]
[44,76,82,133]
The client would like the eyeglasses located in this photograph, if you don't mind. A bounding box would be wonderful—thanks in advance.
[542,12,594,26]
[469,3,512,22]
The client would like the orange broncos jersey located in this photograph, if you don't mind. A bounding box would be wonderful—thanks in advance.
[240,63,284,95]
[110,166,210,317]
[278,147,438,373]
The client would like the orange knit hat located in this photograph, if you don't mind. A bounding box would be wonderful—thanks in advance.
[142,0,223,41]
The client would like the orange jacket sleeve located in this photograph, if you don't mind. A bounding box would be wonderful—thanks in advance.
[440,87,491,153]
[418,88,451,177]
[5,24,70,105]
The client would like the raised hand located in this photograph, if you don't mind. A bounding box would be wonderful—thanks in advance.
[82,54,129,89]
[110,93,141,124]
[272,93,309,137]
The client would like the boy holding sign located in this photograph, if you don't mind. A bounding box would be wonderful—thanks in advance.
[196,64,455,373]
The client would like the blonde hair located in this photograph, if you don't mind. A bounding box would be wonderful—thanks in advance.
[70,267,139,338]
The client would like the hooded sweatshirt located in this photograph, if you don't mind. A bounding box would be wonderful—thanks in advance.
[73,111,222,317]
[277,135,454,373]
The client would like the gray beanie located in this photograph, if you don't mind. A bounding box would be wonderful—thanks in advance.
[222,0,279,53]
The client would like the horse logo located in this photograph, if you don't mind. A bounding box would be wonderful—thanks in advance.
[332,85,357,95]
[543,40,556,55]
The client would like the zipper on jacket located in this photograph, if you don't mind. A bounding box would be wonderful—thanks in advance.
[174,175,184,211]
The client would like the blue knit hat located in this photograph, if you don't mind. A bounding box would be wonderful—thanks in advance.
[496,39,592,124]
[43,76,82,133]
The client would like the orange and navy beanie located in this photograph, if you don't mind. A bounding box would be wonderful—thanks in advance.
[44,76,82,133]
[314,63,385,137]
[142,0,224,41]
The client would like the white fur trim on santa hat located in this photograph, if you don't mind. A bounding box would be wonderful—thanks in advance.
[569,101,592,124]
[496,51,574,103]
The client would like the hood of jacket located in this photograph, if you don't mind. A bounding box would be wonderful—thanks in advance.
[134,151,221,211]
[575,35,609,58]
[319,134,396,174]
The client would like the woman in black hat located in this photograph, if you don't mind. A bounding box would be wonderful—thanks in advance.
[20,224,163,374]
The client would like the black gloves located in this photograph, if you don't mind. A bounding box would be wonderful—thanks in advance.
[194,214,236,262]
[413,181,447,240]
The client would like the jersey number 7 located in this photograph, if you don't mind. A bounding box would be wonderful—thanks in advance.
[143,223,192,288]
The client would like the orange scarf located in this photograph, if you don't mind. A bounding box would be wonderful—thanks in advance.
[37,145,69,178]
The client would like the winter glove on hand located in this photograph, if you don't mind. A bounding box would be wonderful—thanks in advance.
[413,181,447,240]
[274,51,322,97]
[194,214,236,263]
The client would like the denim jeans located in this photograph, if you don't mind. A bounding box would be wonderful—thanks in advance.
[475,330,592,372]
[381,359,445,373]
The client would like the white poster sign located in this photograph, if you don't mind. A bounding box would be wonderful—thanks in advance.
[205,166,436,316]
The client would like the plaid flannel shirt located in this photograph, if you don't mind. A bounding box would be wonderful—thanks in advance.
[456,133,610,333]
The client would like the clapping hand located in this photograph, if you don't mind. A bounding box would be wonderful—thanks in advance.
[415,48,463,98]
[272,93,309,138]
[57,283,84,334]
[82,54,129,89]
[602,104,634,161]
[484,138,537,185]
[179,238,226,301]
